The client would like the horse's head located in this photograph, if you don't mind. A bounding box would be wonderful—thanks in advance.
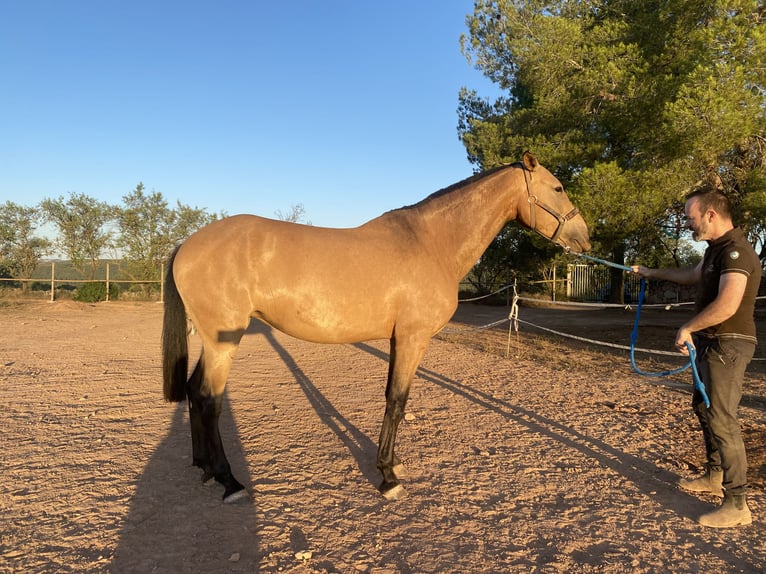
[517,151,591,253]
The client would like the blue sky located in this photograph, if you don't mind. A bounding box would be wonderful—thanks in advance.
[1,1,502,229]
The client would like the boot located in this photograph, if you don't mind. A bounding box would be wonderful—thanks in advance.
[678,468,723,497]
[698,492,752,528]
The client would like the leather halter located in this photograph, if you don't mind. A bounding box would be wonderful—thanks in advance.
[522,166,580,251]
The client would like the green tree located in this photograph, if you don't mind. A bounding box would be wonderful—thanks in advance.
[459,0,766,300]
[467,224,561,294]
[170,203,220,247]
[40,193,115,279]
[114,183,219,282]
[115,183,172,281]
[727,135,766,260]
[275,203,311,224]
[0,202,52,291]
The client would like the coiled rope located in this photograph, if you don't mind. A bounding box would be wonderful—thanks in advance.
[630,276,710,407]
[575,253,711,407]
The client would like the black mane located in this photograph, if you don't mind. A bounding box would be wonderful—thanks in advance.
[390,162,520,213]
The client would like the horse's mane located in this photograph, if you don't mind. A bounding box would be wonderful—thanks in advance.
[389,162,521,214]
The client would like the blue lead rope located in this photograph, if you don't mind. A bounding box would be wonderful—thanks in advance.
[630,279,690,378]
[686,345,710,409]
[574,252,711,408]
[631,278,710,408]
[575,252,634,272]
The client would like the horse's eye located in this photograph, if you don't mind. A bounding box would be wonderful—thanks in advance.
[555,186,564,193]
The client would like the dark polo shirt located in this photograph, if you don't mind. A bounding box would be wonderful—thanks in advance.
[697,227,760,342]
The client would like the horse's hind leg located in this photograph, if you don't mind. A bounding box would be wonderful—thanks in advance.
[187,347,247,503]
[186,359,210,478]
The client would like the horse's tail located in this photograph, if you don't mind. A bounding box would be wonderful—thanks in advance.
[162,246,189,402]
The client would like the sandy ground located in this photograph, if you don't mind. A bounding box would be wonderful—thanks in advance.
[1,299,765,573]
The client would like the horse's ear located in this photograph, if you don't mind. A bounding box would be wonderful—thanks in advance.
[522,151,538,171]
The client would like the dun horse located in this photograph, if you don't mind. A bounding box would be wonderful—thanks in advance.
[163,152,591,503]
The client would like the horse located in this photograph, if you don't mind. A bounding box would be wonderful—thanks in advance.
[162,152,591,503]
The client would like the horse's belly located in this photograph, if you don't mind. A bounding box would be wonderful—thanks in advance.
[252,300,393,344]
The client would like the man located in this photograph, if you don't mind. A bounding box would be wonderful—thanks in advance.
[632,188,760,528]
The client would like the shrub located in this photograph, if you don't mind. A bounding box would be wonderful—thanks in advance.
[73,282,120,303]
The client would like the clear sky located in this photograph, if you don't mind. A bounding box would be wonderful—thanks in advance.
[1,1,502,229]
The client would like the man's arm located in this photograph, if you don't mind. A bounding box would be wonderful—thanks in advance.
[674,272,748,353]
[631,260,703,285]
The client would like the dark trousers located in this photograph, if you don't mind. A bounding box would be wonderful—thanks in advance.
[692,335,755,495]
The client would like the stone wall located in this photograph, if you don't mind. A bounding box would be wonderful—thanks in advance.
[642,280,697,305]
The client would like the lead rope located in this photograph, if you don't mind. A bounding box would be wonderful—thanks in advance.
[574,253,711,408]
[631,277,710,408]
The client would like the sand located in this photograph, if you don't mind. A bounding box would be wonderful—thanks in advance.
[1,300,765,573]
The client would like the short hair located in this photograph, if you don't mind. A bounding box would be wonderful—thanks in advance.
[685,189,732,219]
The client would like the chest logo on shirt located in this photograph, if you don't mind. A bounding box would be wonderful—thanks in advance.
[729,250,740,260]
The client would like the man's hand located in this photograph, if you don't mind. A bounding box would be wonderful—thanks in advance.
[675,326,694,356]
[631,265,652,278]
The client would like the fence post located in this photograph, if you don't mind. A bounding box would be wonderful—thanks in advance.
[552,265,557,302]
[106,263,110,302]
[50,262,55,302]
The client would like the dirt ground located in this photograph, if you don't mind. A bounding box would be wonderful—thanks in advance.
[1,299,765,573]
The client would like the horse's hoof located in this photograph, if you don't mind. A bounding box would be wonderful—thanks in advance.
[201,471,215,486]
[381,483,407,501]
[223,488,249,504]
[392,463,407,479]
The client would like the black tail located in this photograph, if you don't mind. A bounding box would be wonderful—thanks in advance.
[162,246,189,402]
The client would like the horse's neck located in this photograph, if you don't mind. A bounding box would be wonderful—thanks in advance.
[403,167,523,280]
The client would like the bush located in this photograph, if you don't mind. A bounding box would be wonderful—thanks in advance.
[74,282,120,303]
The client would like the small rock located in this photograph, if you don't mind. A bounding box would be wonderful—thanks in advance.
[229,553,240,562]
[404,412,416,422]
[294,550,313,561]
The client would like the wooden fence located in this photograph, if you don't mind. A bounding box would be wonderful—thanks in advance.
[0,262,164,302]
[2,261,699,305]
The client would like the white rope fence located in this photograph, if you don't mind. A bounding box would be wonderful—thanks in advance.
[444,285,766,362]
[456,283,515,303]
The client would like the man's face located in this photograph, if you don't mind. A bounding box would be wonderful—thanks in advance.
[684,196,710,241]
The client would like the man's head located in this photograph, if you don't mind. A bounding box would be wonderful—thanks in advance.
[684,189,734,242]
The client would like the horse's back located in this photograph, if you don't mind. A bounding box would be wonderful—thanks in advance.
[172,214,457,344]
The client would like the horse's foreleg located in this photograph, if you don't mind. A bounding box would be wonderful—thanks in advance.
[186,349,247,503]
[377,335,428,501]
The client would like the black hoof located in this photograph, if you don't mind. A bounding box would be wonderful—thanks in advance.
[223,481,248,504]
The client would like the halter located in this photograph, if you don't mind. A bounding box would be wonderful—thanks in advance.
[522,166,580,251]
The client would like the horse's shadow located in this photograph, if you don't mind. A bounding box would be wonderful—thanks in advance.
[353,341,763,574]
[111,321,384,572]
[354,342,696,507]
[246,319,381,487]
[111,395,260,572]
[113,324,760,572]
